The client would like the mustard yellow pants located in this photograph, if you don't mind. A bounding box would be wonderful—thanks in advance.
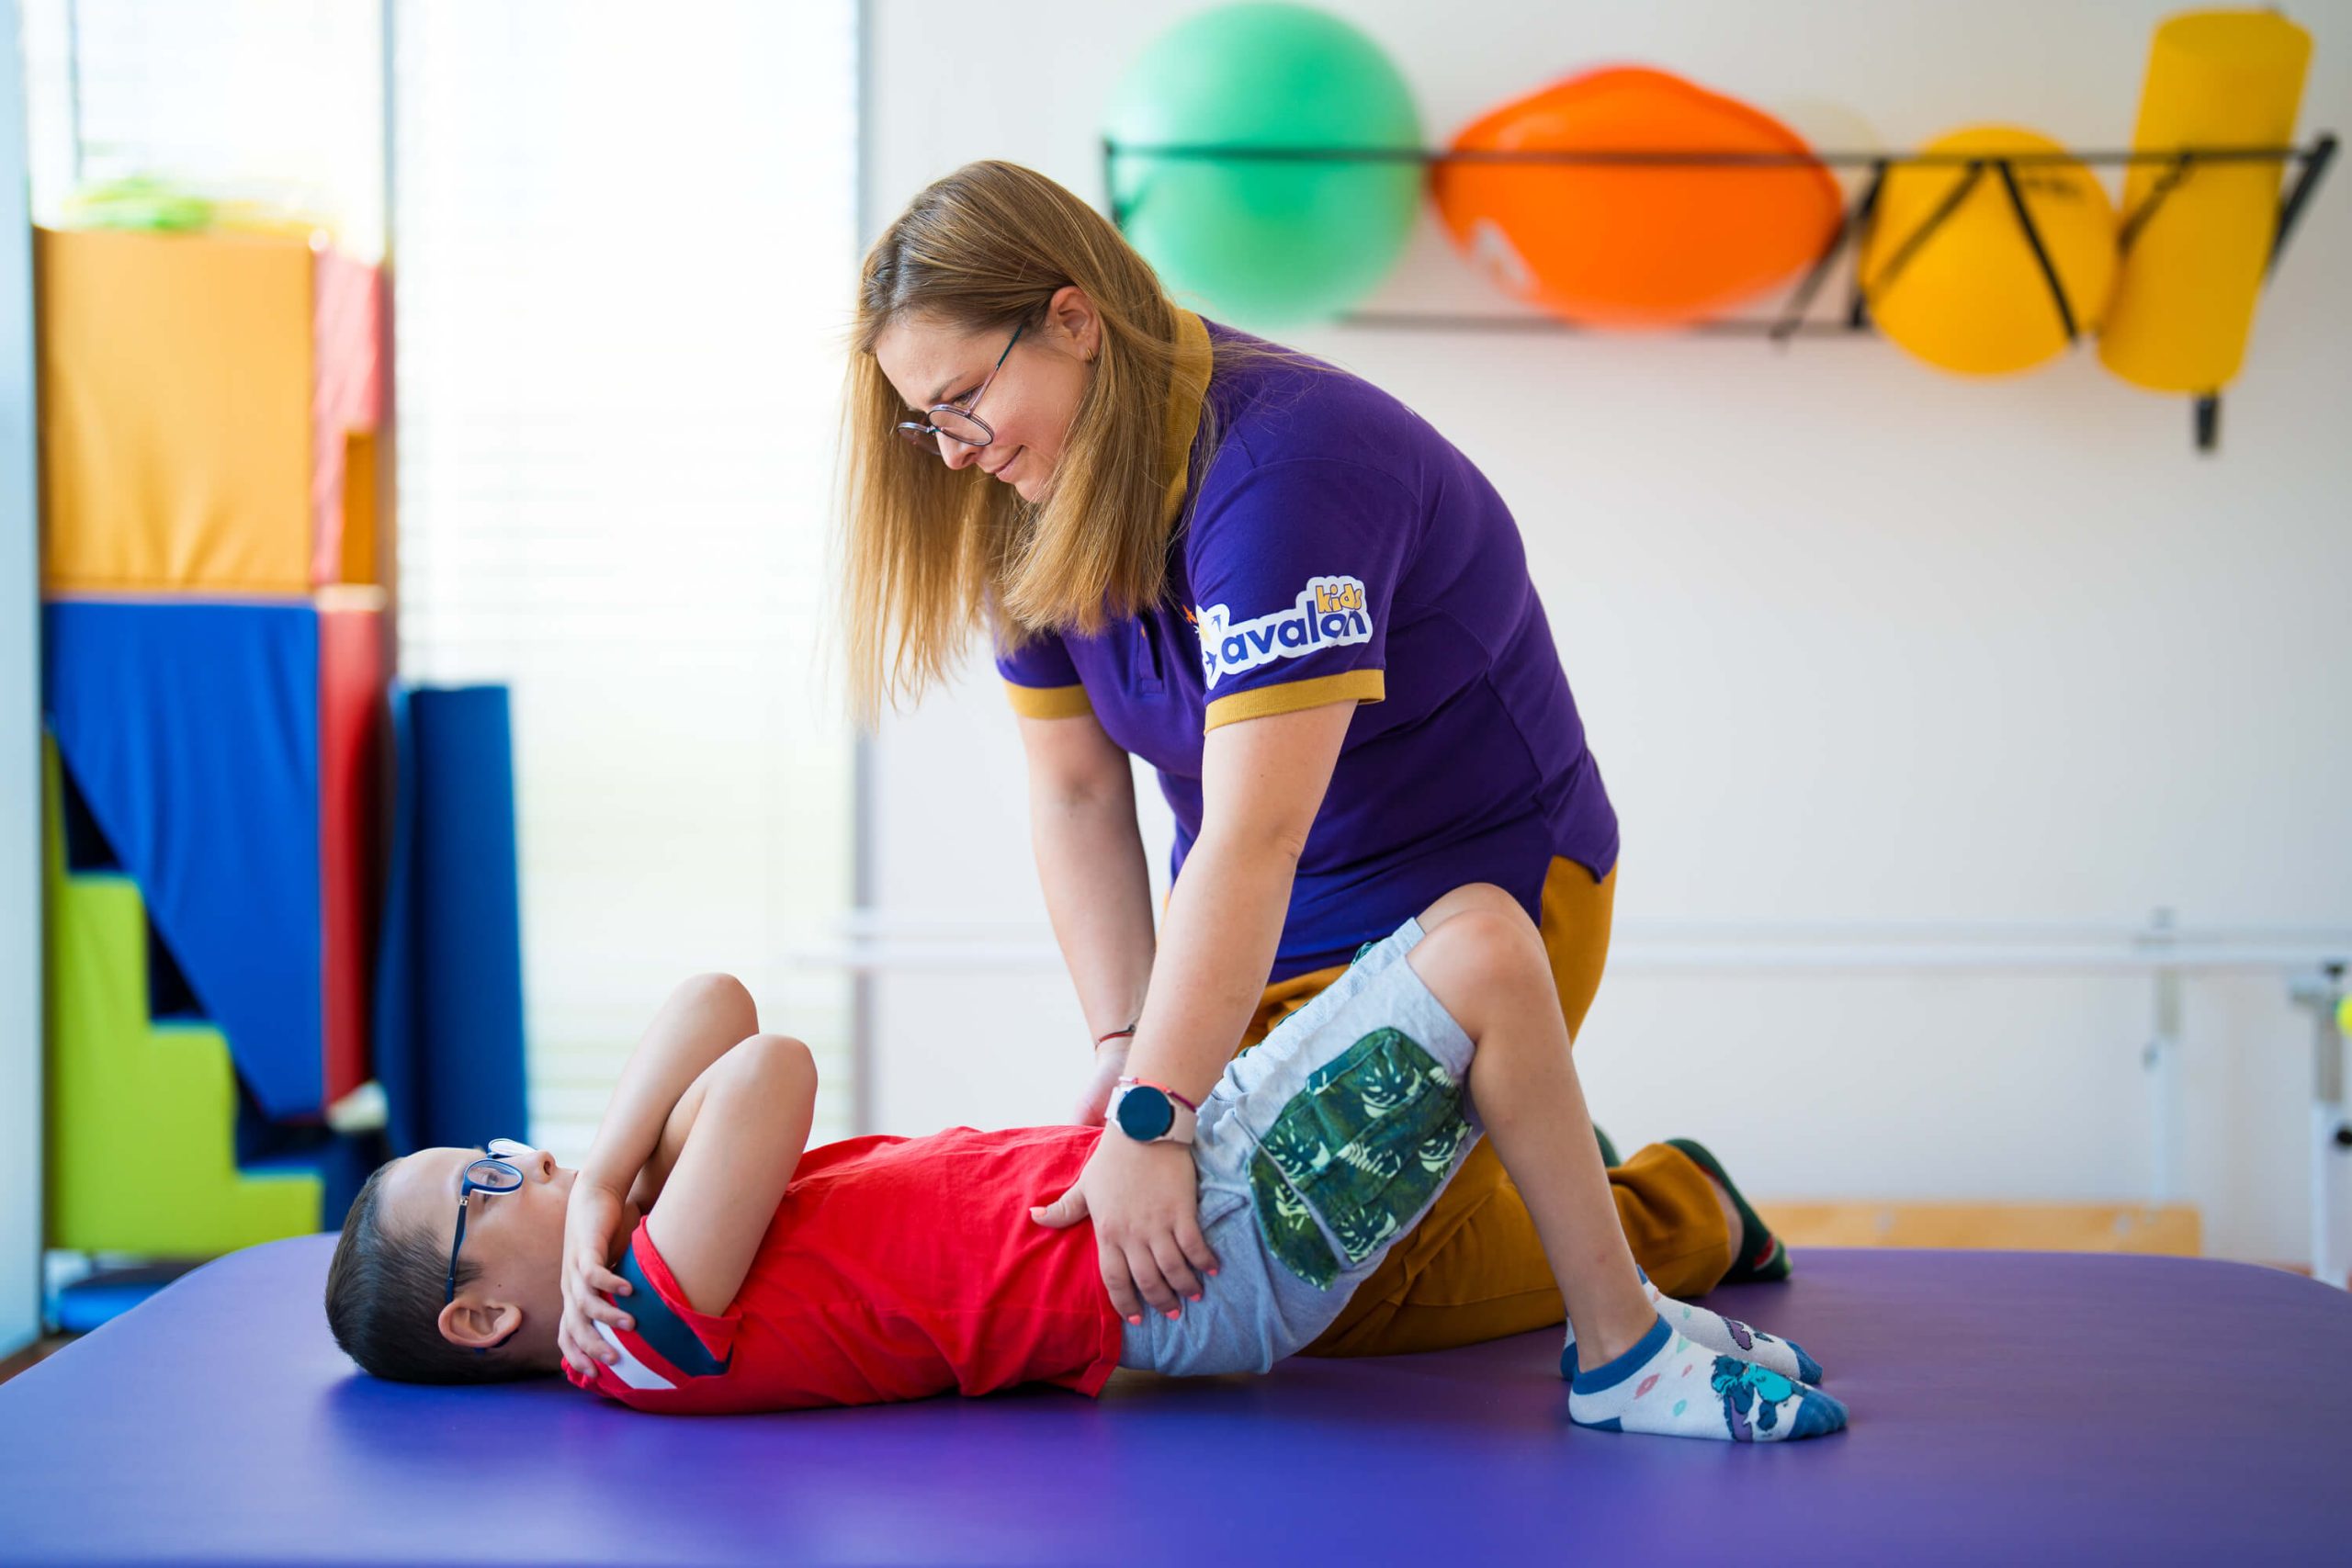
[1233,861,1734,1358]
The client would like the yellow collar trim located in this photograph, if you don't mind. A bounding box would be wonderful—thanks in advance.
[1159,307,1212,532]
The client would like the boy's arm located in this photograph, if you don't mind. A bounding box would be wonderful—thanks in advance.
[625,1068,712,1217]
[559,976,768,1378]
[643,1035,818,1316]
[577,974,757,1203]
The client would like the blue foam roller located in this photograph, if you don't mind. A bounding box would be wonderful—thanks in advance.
[374,683,528,1152]
[50,1263,198,1334]
[42,600,324,1120]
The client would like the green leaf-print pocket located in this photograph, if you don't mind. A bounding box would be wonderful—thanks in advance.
[1248,1028,1469,1290]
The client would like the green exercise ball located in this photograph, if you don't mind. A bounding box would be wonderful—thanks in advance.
[1105,4,1421,326]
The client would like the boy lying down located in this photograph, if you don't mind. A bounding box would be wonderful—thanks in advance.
[326,883,1844,1442]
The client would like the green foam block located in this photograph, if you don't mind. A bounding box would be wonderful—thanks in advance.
[44,739,320,1255]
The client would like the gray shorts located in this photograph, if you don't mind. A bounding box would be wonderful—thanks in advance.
[1118,917,1483,1377]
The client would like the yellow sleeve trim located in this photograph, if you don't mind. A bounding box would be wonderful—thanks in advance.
[1003,681,1094,720]
[1203,670,1385,732]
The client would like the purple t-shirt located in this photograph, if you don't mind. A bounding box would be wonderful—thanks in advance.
[998,321,1616,980]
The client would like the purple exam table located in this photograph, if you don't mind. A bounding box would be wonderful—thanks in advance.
[2,1235,2346,1566]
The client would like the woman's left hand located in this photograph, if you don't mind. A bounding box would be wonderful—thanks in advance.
[1030,1129,1219,1324]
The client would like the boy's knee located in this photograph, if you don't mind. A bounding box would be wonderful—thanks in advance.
[1419,882,1527,932]
[1410,905,1550,1020]
[1430,900,1545,970]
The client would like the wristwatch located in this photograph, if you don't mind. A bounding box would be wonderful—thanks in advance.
[1109,1077,1199,1145]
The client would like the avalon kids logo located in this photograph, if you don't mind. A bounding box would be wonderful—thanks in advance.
[1195,576,1373,690]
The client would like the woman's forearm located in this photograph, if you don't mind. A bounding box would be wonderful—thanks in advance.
[1031,768,1158,1041]
[1122,823,1301,1103]
[1116,701,1356,1105]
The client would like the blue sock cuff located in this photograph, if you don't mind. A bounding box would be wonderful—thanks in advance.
[1569,1315,1672,1394]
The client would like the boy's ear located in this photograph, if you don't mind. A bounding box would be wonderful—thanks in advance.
[437,1296,522,1352]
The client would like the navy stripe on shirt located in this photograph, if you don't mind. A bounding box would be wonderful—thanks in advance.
[619,1238,732,1379]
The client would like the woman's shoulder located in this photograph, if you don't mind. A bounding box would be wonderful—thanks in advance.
[1202,321,1423,454]
[1198,322,1449,495]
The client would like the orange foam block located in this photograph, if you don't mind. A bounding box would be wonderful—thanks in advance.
[37,227,382,594]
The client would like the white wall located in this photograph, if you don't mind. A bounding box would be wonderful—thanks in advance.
[859,0,2352,1265]
[3,0,46,1358]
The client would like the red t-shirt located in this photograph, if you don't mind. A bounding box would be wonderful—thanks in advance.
[563,1125,1121,1413]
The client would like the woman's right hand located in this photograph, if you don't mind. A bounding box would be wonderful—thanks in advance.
[1071,1037,1130,1127]
[557,1178,636,1377]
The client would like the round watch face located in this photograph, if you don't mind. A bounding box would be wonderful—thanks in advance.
[1115,1086,1175,1142]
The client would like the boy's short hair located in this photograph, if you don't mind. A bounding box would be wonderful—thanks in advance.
[324,1161,535,1385]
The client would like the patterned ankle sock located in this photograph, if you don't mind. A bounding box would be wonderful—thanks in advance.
[1567,1317,1847,1442]
[1561,1276,1825,1383]
[1666,1136,1792,1282]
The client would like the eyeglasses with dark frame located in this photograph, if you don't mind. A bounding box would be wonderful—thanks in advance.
[444,1138,537,1322]
[894,321,1027,457]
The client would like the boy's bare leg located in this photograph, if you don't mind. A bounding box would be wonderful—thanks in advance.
[1405,886,1656,1369]
[1404,886,1846,1440]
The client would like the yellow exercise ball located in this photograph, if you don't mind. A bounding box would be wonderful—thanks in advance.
[2099,10,2313,394]
[1860,126,2119,377]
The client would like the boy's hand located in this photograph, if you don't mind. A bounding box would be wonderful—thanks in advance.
[558,1179,637,1377]
[1070,1038,1130,1127]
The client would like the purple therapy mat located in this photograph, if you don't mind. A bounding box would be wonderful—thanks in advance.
[2,1236,2346,1566]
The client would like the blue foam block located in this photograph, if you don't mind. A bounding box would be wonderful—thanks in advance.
[43,600,324,1120]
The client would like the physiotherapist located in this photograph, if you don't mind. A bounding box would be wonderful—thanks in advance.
[844,161,1786,1356]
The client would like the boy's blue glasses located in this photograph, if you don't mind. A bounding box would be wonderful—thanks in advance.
[443,1137,537,1307]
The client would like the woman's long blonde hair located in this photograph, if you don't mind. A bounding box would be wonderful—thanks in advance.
[841,160,1296,721]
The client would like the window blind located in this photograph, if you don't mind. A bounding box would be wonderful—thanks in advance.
[20,0,384,254]
[390,0,859,1156]
[23,0,862,1158]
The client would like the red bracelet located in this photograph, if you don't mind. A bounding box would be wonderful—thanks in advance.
[1094,1024,1137,1047]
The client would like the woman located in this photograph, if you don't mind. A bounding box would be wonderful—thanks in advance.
[842,161,1785,1354]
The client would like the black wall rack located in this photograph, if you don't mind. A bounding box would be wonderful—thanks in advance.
[1101,135,2338,452]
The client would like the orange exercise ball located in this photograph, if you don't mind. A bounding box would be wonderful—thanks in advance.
[1433,67,1843,328]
